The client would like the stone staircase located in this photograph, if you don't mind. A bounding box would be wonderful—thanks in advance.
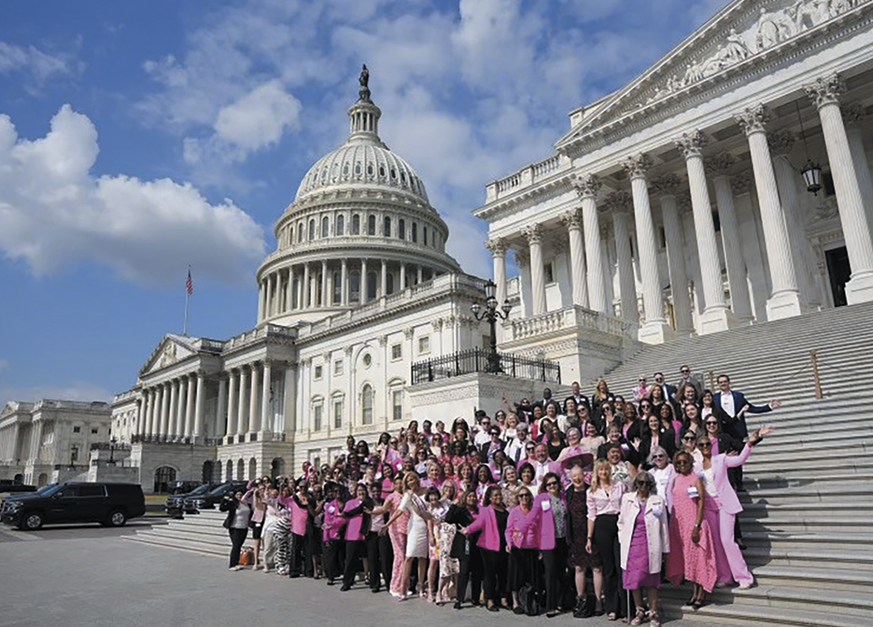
[124,509,231,558]
[600,301,873,627]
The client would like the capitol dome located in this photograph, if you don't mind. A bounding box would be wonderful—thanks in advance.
[255,66,462,327]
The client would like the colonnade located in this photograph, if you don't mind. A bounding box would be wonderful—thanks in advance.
[258,258,437,321]
[487,73,873,340]
[135,371,206,442]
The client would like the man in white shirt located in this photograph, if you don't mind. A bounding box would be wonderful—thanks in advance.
[504,423,530,465]
[473,414,493,447]
[531,443,552,492]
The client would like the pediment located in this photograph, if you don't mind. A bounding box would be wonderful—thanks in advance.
[557,0,869,150]
[139,335,197,376]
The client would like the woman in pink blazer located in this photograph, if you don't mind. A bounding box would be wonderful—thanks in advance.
[697,426,772,589]
[505,486,538,614]
[340,483,373,592]
[321,482,347,586]
[461,485,510,611]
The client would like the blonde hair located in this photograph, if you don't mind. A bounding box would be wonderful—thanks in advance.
[589,459,613,493]
[403,471,421,493]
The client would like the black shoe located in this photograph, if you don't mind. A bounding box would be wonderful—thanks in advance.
[487,605,499,612]
[594,607,605,617]
[340,585,351,592]
[546,610,561,618]
[513,606,525,615]
[737,539,747,551]
[692,599,705,610]
[371,587,380,594]
[471,600,481,607]
[453,601,462,610]
[327,579,335,586]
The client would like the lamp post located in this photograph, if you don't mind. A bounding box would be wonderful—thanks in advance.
[108,436,118,465]
[470,279,512,374]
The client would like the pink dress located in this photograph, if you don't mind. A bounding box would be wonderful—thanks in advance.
[666,473,717,593]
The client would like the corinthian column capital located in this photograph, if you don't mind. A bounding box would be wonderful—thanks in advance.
[621,153,653,180]
[675,130,708,159]
[650,173,683,197]
[522,223,544,245]
[804,73,847,110]
[484,238,507,257]
[560,210,583,230]
[735,104,772,136]
[571,173,602,199]
[767,128,795,157]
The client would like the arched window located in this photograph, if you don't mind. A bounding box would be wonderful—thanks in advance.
[352,214,360,235]
[367,271,377,301]
[309,219,316,240]
[288,225,294,246]
[333,271,342,303]
[423,226,428,246]
[368,215,376,236]
[362,384,373,425]
[387,273,395,295]
[225,460,233,481]
[154,466,176,494]
[336,214,345,236]
[298,221,304,242]
[383,216,391,237]
[321,216,329,238]
[412,222,418,243]
[398,219,406,240]
[350,271,361,302]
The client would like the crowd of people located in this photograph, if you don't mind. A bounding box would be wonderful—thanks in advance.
[219,367,778,625]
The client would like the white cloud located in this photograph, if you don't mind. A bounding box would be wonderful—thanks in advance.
[0,41,76,84]
[0,105,266,287]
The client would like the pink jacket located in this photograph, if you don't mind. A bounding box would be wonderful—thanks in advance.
[465,505,502,552]
[697,443,753,515]
[519,492,565,551]
[342,498,366,542]
[506,506,538,549]
[287,496,309,536]
[322,499,347,542]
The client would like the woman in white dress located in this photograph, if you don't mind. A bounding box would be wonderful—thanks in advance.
[384,472,432,600]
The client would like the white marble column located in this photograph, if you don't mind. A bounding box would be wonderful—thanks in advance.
[302,263,310,308]
[156,384,168,440]
[217,376,228,438]
[485,239,508,306]
[176,377,188,440]
[227,370,238,441]
[193,372,205,441]
[284,269,293,312]
[703,156,755,322]
[184,374,195,439]
[321,261,328,306]
[651,174,694,333]
[249,363,261,435]
[295,267,303,310]
[265,275,274,318]
[806,75,873,303]
[573,174,607,313]
[327,266,335,305]
[339,260,348,306]
[524,224,546,315]
[843,103,873,233]
[149,388,159,438]
[168,379,179,440]
[261,361,272,437]
[768,128,821,308]
[610,195,638,323]
[361,259,368,303]
[623,154,670,342]
[674,132,737,334]
[561,211,589,308]
[258,280,265,322]
[400,262,407,291]
[380,260,387,298]
[736,104,807,319]
[238,367,249,436]
[417,265,423,284]
[283,366,296,436]
[145,388,154,438]
[30,419,43,460]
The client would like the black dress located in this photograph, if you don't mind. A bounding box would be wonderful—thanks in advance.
[566,486,601,571]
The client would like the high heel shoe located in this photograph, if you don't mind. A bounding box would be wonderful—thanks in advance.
[453,601,462,610]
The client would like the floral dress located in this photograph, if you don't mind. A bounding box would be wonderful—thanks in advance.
[666,472,717,592]
[430,500,459,576]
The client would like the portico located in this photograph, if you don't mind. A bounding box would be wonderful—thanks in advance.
[476,0,873,349]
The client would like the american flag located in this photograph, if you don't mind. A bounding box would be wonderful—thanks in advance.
[186,268,193,296]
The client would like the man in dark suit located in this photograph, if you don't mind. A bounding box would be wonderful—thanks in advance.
[652,372,677,404]
[569,381,589,410]
[714,373,781,493]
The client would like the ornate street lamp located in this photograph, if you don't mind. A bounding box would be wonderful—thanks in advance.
[796,101,823,195]
[470,280,512,374]
[108,436,118,465]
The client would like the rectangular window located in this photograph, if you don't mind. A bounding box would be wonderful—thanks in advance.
[333,400,343,429]
[418,336,430,355]
[91,428,98,435]
[334,360,343,375]
[314,365,323,380]
[544,261,555,284]
[73,426,81,433]
[392,390,403,421]
[70,447,78,462]
[391,344,402,361]
[313,404,323,432]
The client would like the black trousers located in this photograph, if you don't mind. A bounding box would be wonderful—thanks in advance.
[481,548,509,603]
[228,527,248,568]
[342,539,366,588]
[510,547,538,592]
[457,546,483,604]
[323,539,343,581]
[289,532,310,576]
[593,514,625,617]
[541,537,567,612]
[366,531,392,590]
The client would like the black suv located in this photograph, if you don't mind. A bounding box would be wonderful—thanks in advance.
[0,479,37,494]
[166,483,214,518]
[0,482,146,530]
[183,481,248,514]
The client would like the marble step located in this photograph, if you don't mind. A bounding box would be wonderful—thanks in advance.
[742,530,873,549]
[122,533,227,558]
[742,546,873,569]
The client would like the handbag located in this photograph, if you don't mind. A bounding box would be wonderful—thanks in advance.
[239,547,254,566]
[517,583,541,617]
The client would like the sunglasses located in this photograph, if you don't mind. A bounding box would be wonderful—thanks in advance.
[699,442,713,448]
[706,421,718,426]
[634,480,655,487]
[652,454,666,459]
[681,369,690,373]
[675,460,691,466]
[519,493,532,499]
[683,436,696,441]
[546,481,559,487]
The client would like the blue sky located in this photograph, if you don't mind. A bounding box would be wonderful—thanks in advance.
[0,0,726,406]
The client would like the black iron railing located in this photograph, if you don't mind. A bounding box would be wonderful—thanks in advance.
[411,348,561,385]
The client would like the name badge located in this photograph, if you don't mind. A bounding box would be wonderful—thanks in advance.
[686,486,699,499]
[541,499,551,512]
[327,505,335,514]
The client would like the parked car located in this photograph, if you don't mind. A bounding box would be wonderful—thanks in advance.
[167,480,204,495]
[0,482,146,530]
[183,481,248,514]
[166,483,214,518]
[0,479,37,494]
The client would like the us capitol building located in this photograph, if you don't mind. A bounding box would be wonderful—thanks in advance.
[4,0,873,491]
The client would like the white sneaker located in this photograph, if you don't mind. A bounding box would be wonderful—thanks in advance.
[738,581,754,590]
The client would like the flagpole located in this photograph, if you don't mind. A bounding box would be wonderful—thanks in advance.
[184,265,191,336]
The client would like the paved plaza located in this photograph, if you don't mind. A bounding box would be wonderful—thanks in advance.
[0,522,717,627]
